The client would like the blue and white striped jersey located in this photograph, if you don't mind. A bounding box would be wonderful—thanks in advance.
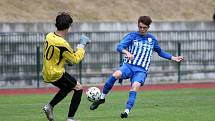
[117,32,172,71]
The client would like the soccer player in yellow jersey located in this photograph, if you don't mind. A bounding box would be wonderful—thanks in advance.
[42,12,90,121]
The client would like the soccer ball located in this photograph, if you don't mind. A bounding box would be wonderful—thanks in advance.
[86,87,101,102]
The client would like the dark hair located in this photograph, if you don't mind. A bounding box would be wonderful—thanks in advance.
[213,11,215,22]
[138,16,152,27]
[55,12,73,30]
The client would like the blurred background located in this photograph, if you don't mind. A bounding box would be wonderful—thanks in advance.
[0,0,215,88]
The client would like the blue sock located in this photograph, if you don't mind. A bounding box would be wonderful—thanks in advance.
[102,76,117,94]
[126,91,137,112]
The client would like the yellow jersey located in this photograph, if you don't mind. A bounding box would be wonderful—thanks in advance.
[42,32,85,82]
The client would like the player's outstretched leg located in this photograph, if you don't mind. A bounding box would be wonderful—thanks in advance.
[90,98,105,110]
[90,75,117,110]
[43,104,55,121]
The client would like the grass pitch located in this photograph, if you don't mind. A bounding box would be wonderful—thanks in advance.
[0,88,215,121]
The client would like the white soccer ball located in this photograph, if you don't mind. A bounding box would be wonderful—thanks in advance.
[86,87,101,102]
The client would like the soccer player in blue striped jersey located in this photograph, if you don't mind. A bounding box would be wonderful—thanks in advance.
[90,16,184,118]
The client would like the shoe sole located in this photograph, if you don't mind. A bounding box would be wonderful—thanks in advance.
[90,101,105,110]
[90,105,98,110]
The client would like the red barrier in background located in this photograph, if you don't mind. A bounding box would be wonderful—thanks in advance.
[0,82,215,95]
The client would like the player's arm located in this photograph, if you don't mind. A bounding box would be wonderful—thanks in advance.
[63,35,90,64]
[117,33,134,60]
[154,39,184,62]
[154,38,172,60]
[63,42,85,64]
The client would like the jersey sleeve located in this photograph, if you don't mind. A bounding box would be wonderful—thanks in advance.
[117,33,133,53]
[154,39,172,60]
[63,41,85,64]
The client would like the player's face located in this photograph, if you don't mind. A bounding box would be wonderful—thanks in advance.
[138,22,149,35]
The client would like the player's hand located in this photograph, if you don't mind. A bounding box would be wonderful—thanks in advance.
[79,35,90,45]
[126,52,134,60]
[122,49,134,60]
[171,56,184,62]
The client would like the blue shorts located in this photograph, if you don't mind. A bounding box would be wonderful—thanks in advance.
[119,63,147,86]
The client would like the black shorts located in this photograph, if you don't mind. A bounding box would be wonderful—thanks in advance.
[51,72,77,91]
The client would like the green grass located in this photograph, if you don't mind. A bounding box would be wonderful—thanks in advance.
[0,88,215,121]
